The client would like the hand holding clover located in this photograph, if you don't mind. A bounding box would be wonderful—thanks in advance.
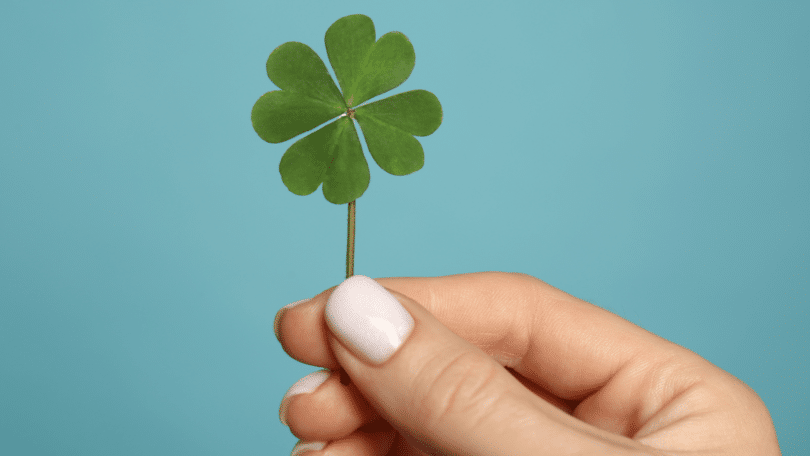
[258,14,782,456]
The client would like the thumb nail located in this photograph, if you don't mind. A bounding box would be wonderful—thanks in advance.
[325,275,415,365]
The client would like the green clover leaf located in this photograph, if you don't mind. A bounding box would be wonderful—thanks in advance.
[251,14,443,205]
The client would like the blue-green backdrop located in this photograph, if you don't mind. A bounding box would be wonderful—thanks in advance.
[1,0,807,454]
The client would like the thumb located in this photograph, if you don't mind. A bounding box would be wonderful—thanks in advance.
[323,275,639,456]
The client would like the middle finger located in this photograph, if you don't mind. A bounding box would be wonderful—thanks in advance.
[283,368,378,442]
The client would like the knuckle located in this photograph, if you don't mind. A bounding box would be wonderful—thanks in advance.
[410,350,504,431]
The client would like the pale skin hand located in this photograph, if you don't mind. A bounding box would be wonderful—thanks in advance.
[275,272,781,455]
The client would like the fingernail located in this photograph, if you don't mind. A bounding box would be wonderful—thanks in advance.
[325,275,414,365]
[279,369,331,426]
[290,440,327,456]
[275,298,311,342]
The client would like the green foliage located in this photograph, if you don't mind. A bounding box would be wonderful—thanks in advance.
[251,14,443,205]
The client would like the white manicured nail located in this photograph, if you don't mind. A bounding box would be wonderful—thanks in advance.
[290,440,327,456]
[325,275,414,365]
[279,369,331,426]
[275,298,311,342]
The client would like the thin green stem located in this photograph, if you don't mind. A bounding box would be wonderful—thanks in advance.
[346,200,355,278]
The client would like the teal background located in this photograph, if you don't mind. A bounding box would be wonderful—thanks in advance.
[1,0,807,454]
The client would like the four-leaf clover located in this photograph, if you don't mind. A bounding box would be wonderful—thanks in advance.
[251,14,443,205]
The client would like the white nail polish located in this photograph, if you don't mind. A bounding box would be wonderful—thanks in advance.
[290,440,327,456]
[325,275,414,365]
[275,298,311,341]
[279,369,331,426]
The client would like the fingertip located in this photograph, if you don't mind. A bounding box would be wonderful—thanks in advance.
[290,440,327,456]
[275,298,313,342]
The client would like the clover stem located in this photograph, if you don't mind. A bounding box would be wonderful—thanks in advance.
[346,200,356,278]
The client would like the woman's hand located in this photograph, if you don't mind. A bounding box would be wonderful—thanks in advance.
[274,272,780,455]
